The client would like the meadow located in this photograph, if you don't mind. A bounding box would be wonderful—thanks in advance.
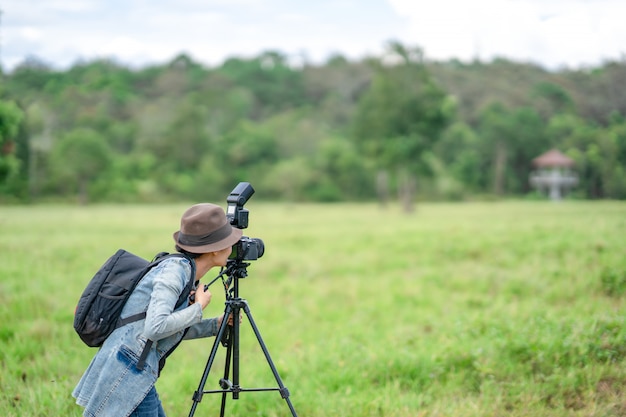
[1,201,625,417]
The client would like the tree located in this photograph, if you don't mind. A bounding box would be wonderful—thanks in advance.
[0,99,25,194]
[352,42,453,210]
[151,98,211,172]
[309,137,374,201]
[218,51,306,117]
[302,56,372,129]
[214,119,280,187]
[476,103,547,195]
[547,114,626,199]
[435,121,484,193]
[605,114,626,198]
[49,128,113,204]
[531,81,574,118]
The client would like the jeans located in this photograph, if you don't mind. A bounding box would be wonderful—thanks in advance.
[130,386,167,417]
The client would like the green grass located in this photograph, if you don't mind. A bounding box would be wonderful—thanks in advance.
[1,201,626,416]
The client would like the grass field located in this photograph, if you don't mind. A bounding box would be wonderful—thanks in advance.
[1,201,626,417]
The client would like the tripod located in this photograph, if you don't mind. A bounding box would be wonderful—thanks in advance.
[188,260,298,417]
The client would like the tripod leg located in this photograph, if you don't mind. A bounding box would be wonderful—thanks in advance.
[219,329,232,417]
[231,305,241,400]
[218,305,240,417]
[188,303,234,417]
[242,303,299,417]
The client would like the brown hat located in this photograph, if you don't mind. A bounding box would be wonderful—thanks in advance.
[173,203,242,253]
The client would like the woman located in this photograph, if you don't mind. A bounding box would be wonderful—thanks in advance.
[73,203,242,417]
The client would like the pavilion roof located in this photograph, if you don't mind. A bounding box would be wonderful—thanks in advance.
[532,149,575,168]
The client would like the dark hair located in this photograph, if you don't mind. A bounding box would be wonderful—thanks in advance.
[175,245,202,259]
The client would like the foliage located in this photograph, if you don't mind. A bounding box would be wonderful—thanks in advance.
[352,43,453,173]
[3,44,626,203]
[475,103,547,195]
[0,99,25,192]
[351,43,454,210]
[217,51,306,118]
[48,128,113,204]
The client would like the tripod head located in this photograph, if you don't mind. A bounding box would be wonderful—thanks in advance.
[201,258,251,348]
[204,258,250,300]
[224,258,250,280]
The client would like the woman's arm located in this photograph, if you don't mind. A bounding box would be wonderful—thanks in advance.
[143,258,202,341]
[184,317,219,339]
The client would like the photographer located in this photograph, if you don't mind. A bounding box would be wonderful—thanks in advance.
[73,203,241,417]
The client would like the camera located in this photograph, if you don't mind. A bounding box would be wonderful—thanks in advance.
[231,237,265,261]
[226,182,265,261]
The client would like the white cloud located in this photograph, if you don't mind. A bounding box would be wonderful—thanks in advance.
[19,27,42,41]
[3,0,625,71]
[386,0,626,68]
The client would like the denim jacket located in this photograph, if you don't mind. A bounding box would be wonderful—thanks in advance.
[73,256,219,417]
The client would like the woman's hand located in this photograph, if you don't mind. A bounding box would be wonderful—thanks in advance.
[217,313,242,328]
[192,284,212,309]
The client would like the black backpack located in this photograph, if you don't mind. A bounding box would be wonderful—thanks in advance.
[74,249,196,369]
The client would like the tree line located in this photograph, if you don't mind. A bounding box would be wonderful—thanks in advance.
[1,41,625,205]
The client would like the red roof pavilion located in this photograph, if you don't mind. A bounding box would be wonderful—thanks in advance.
[532,149,575,168]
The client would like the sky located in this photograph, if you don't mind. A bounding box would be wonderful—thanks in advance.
[2,0,625,72]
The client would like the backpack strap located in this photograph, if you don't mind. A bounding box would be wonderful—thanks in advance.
[118,312,147,326]
[136,340,153,371]
[136,253,196,371]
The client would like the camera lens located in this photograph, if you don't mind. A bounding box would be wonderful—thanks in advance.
[252,238,264,258]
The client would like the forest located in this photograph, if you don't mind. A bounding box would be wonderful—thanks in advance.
[1,41,625,204]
